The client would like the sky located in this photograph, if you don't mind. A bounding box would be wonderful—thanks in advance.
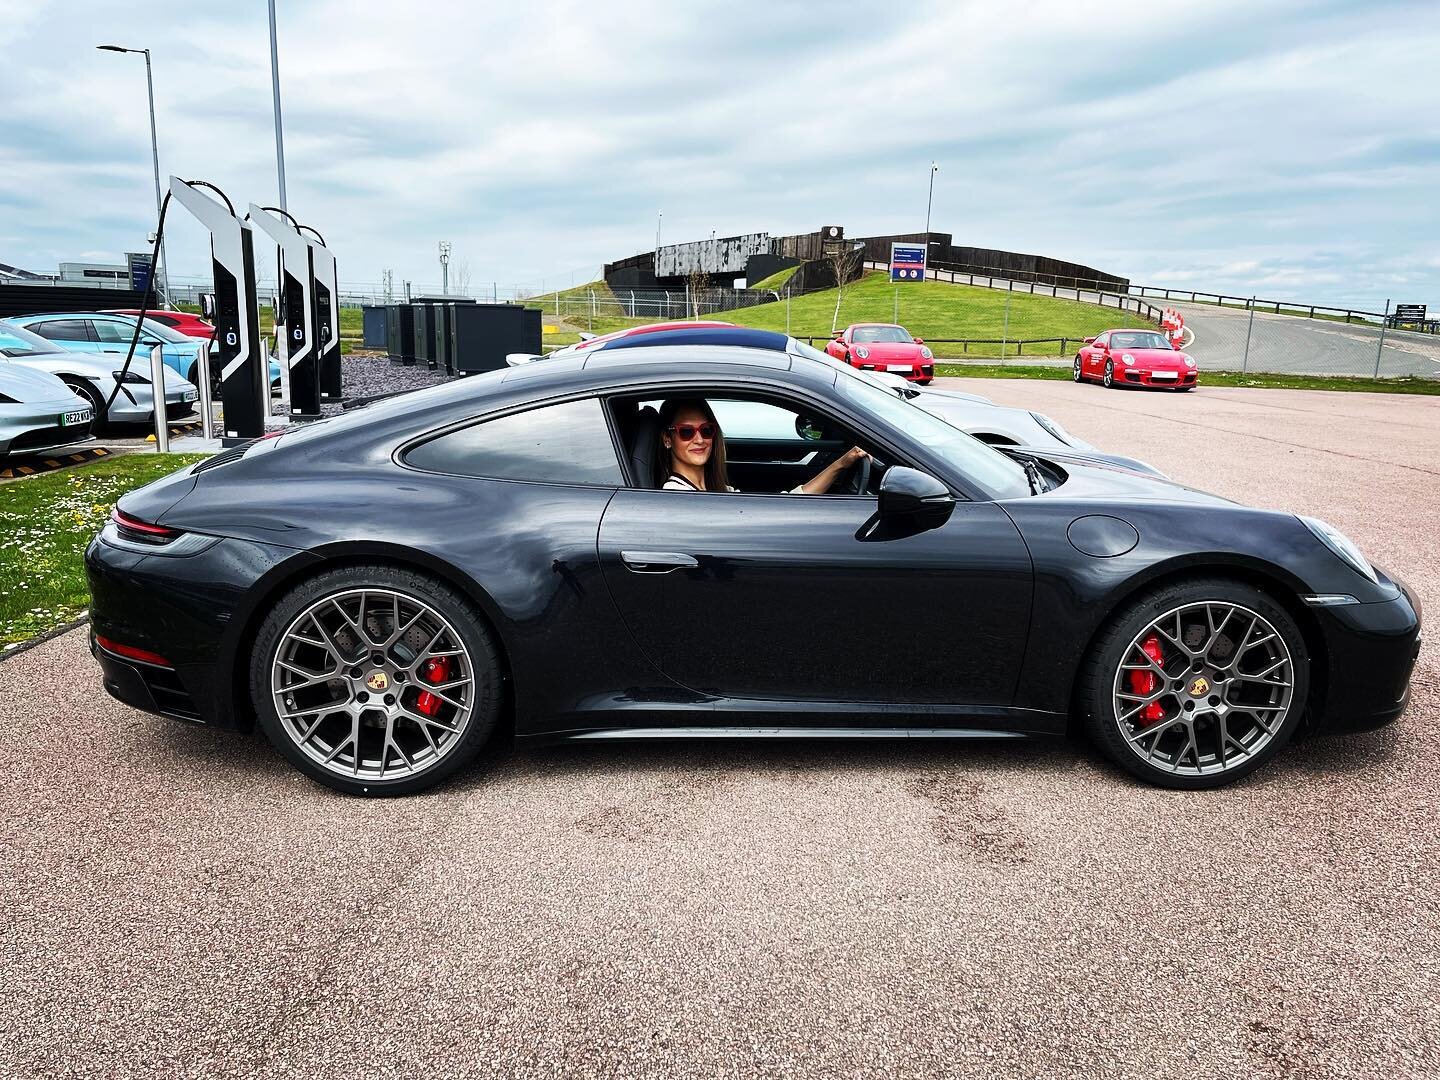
[2,0,1438,308]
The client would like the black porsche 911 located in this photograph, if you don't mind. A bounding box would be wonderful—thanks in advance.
[86,329,1421,795]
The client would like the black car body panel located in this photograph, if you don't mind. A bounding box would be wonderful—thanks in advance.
[87,346,1421,746]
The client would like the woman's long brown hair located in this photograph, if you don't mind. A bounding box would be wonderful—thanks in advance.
[657,398,729,491]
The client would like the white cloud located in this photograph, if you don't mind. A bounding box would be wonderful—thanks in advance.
[1,0,1437,306]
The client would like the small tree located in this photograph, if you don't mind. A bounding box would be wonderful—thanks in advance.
[450,258,472,298]
[686,268,709,319]
[828,242,864,334]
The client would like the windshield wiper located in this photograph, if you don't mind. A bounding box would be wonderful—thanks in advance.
[1008,451,1049,495]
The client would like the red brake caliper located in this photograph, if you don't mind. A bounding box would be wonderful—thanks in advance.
[1131,635,1166,725]
[415,656,452,718]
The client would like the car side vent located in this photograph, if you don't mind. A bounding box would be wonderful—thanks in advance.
[193,443,251,473]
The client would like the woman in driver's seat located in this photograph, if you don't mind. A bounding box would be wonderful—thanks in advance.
[657,398,866,494]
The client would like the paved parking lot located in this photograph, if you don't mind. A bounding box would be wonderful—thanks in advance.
[2,380,1437,1079]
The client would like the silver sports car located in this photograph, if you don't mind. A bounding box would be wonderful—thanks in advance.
[0,320,198,429]
[0,363,93,458]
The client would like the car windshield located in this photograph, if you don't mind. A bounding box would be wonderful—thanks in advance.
[1110,331,1172,350]
[833,367,1031,499]
[0,320,68,357]
[852,326,912,344]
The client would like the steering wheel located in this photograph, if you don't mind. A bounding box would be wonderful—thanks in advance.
[839,452,873,495]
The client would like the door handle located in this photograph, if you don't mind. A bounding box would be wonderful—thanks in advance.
[621,550,698,573]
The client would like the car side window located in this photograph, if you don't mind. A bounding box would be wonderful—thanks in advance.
[32,319,90,341]
[404,397,623,486]
[90,320,133,344]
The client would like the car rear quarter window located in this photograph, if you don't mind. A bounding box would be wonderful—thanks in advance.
[31,319,91,341]
[404,397,623,486]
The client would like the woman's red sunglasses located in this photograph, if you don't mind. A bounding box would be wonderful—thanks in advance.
[667,423,716,441]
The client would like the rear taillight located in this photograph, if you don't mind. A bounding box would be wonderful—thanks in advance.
[95,634,172,667]
[111,509,180,543]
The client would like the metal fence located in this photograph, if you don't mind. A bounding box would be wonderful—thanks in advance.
[528,286,785,331]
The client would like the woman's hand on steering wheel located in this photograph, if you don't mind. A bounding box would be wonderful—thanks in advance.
[840,445,872,494]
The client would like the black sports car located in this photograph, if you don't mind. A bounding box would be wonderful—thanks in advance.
[86,330,1422,795]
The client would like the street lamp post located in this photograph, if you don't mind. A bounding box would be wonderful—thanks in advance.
[96,44,171,308]
[439,241,452,295]
[924,160,939,243]
[267,0,288,211]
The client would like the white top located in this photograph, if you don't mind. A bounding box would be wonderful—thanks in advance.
[664,474,801,494]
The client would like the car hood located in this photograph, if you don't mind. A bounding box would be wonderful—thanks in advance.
[1116,347,1187,368]
[9,351,115,380]
[1020,450,1232,507]
[914,387,992,405]
[854,340,925,360]
[1005,444,1165,478]
[0,362,86,404]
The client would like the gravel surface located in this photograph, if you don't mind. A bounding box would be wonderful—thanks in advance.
[2,380,1436,1079]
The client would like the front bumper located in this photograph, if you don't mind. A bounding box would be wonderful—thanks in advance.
[1309,575,1422,732]
[1122,368,1197,388]
[855,361,935,382]
[0,400,95,456]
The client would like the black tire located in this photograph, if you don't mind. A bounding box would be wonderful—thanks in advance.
[1072,356,1084,382]
[62,378,109,434]
[1102,359,1115,388]
[1076,577,1310,789]
[249,564,504,796]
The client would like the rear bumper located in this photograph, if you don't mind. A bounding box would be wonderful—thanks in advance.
[1309,576,1423,733]
[85,529,316,730]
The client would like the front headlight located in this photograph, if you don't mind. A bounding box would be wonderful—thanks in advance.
[1299,516,1378,583]
[1121,353,1135,366]
[920,347,933,360]
[1029,411,1073,446]
[111,370,151,384]
[855,346,870,360]
[1184,355,1196,368]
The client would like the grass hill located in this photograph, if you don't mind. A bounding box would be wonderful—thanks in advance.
[709,271,1124,356]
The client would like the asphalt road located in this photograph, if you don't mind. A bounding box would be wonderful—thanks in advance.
[3,381,1437,1079]
[919,265,1440,378]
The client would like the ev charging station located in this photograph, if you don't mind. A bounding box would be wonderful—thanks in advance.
[302,228,343,403]
[168,177,266,443]
[249,205,321,419]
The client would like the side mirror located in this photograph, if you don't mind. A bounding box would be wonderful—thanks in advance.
[795,415,826,441]
[878,466,954,529]
[1083,336,1096,345]
[913,337,924,345]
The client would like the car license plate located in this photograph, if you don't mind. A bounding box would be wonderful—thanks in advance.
[890,365,913,374]
[61,409,92,426]
[183,389,199,402]
[1150,371,1177,381]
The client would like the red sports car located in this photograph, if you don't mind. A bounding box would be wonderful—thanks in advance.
[106,309,215,341]
[1074,328,1198,390]
[825,323,935,384]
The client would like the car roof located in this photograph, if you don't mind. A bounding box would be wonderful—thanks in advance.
[593,326,789,353]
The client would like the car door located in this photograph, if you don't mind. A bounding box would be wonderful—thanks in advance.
[597,394,1033,711]
[1089,332,1110,372]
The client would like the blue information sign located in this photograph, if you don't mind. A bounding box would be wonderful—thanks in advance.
[126,252,155,294]
[890,242,926,282]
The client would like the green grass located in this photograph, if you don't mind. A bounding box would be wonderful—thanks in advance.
[934,363,1440,394]
[708,271,1121,353]
[0,453,207,647]
[748,265,801,292]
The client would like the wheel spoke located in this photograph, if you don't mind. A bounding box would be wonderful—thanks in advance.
[1112,599,1294,777]
[273,586,477,783]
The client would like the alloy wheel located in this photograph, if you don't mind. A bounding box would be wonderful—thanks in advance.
[269,587,475,781]
[1103,360,1114,388]
[1111,600,1294,777]
[1073,357,1083,382]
